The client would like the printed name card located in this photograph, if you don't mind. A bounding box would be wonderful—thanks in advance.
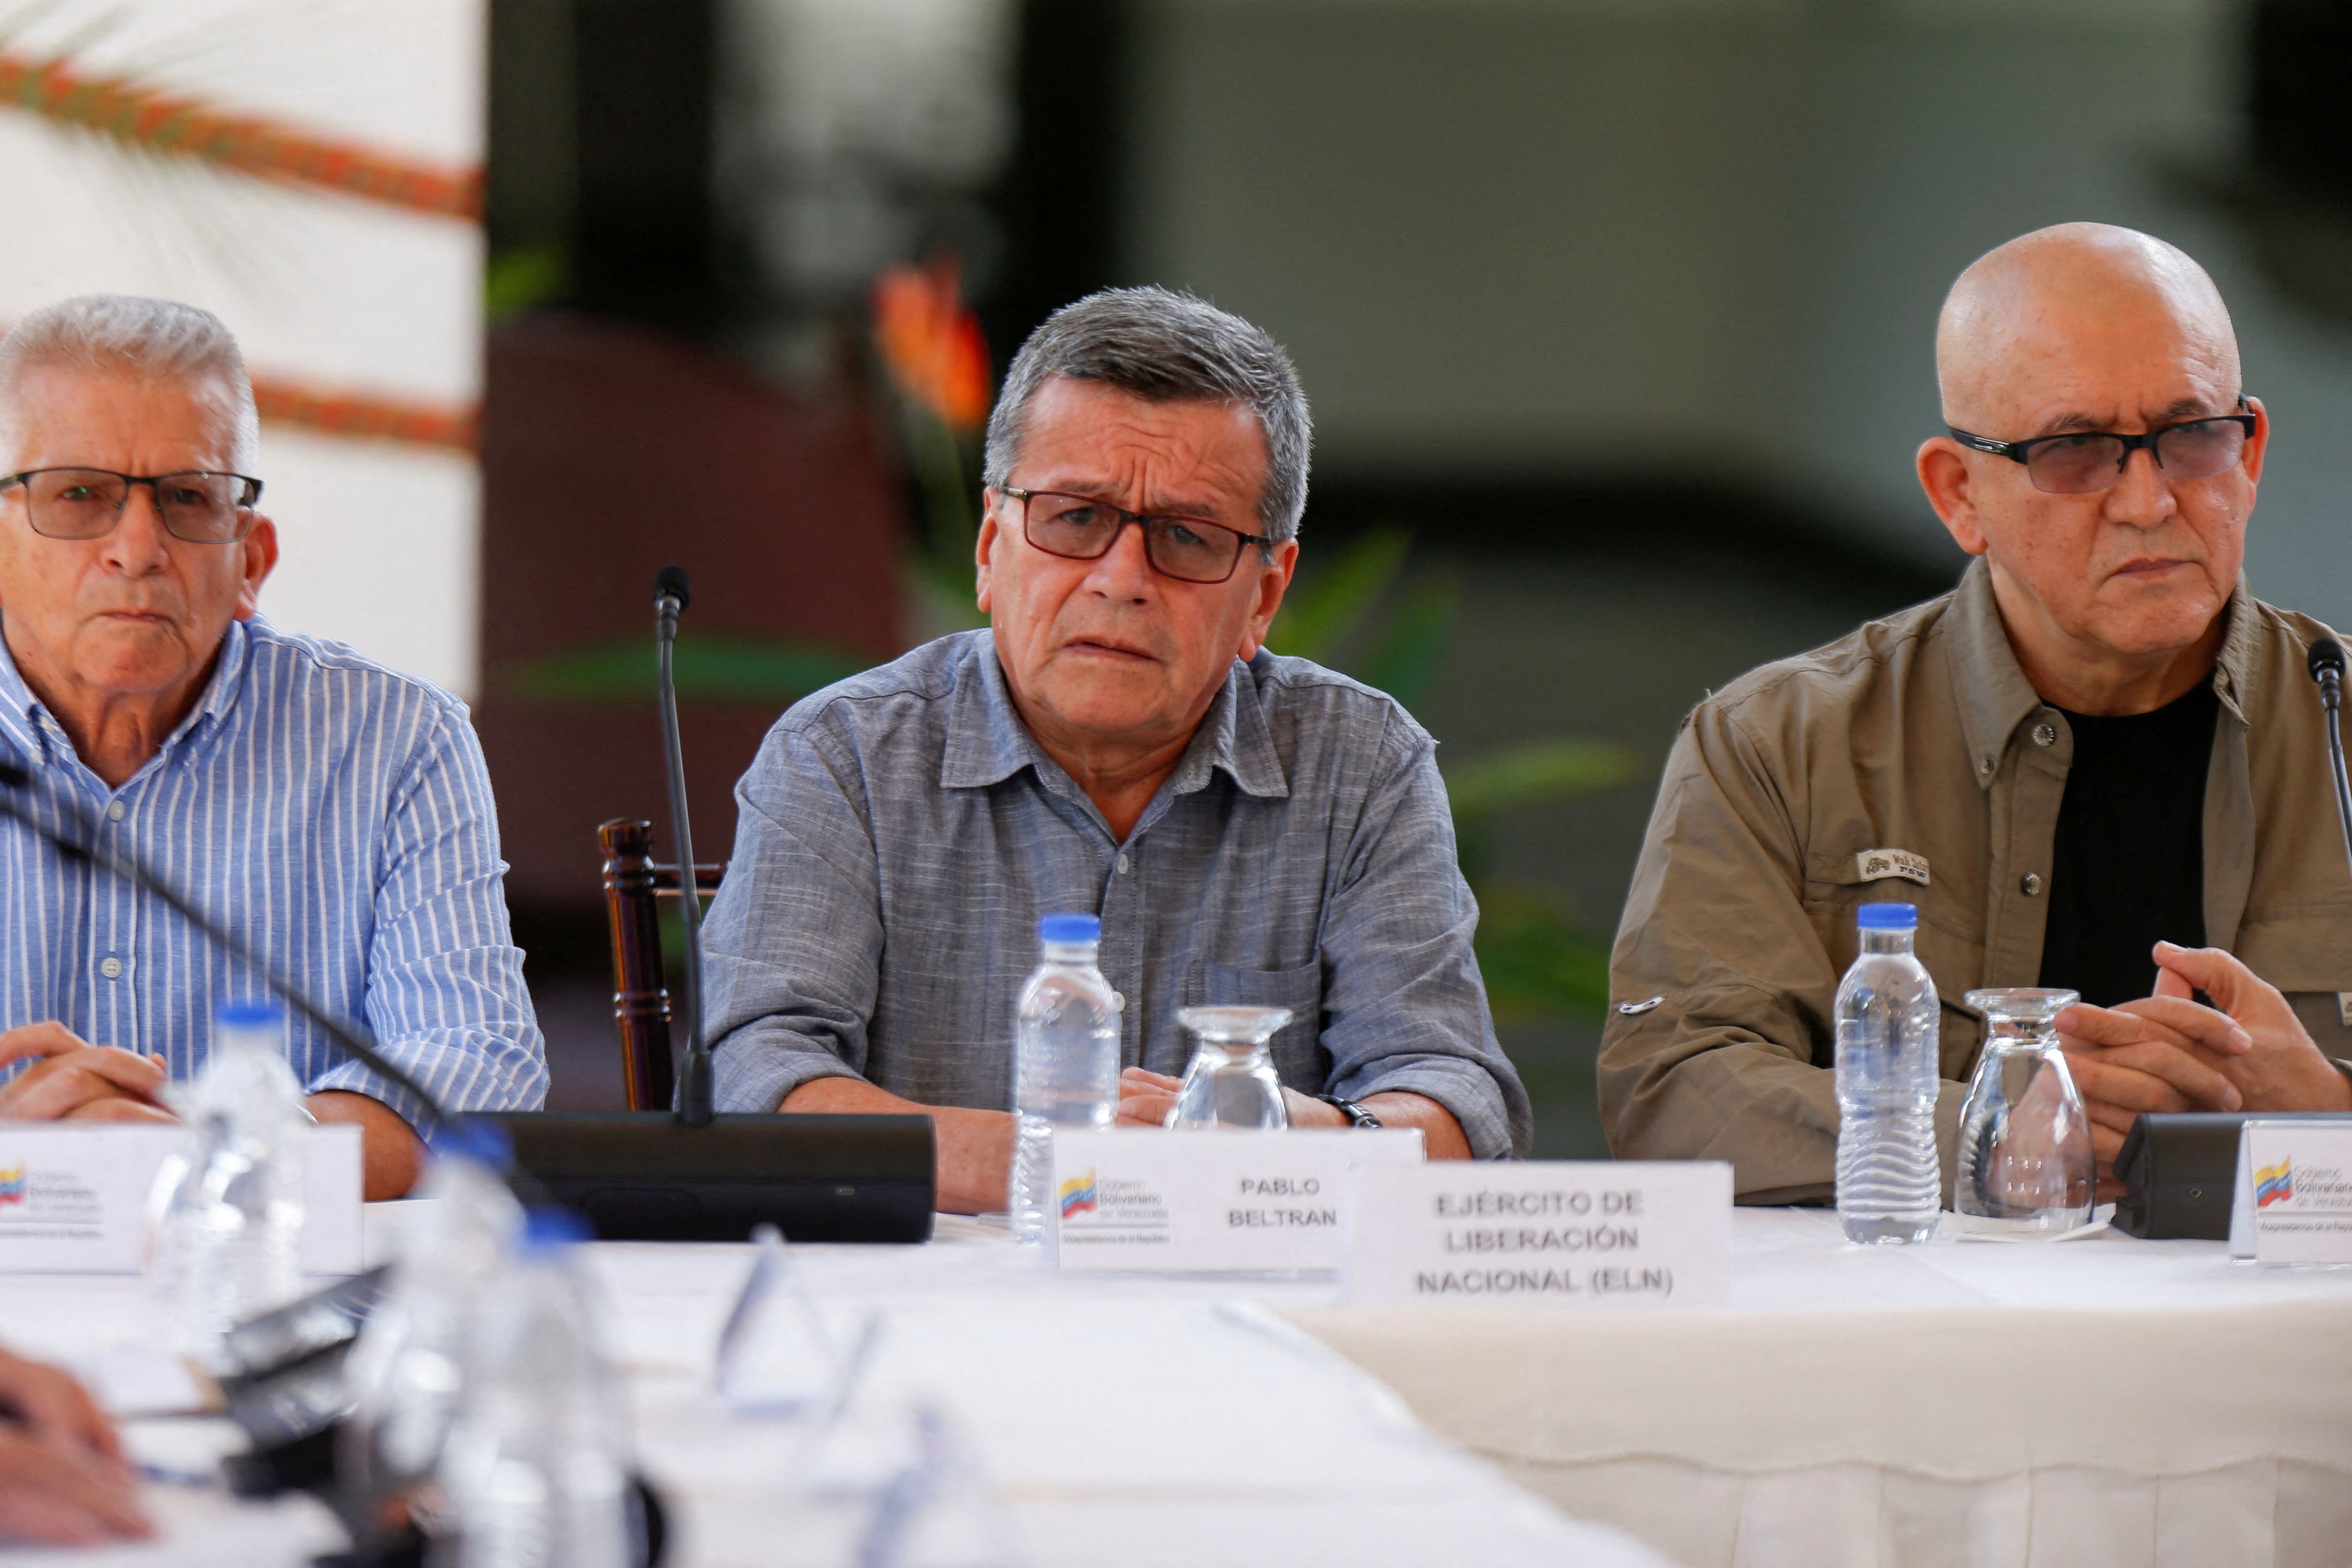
[1051,1127,1424,1273]
[1344,1161,1733,1308]
[0,1123,365,1275]
[2231,1121,2352,1265]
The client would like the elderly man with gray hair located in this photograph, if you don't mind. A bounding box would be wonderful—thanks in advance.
[705,286,1529,1210]
[0,296,547,1200]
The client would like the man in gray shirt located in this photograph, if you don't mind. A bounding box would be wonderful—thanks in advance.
[705,287,1529,1211]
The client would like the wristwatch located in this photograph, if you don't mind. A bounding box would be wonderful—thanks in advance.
[1315,1093,1383,1129]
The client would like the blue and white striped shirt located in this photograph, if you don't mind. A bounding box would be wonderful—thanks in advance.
[0,616,548,1131]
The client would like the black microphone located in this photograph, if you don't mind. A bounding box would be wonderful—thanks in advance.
[2310,637,2352,885]
[654,566,714,1127]
[0,759,456,1133]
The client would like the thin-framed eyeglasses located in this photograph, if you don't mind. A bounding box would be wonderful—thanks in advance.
[0,468,264,544]
[999,486,1275,585]
[1946,407,2255,497]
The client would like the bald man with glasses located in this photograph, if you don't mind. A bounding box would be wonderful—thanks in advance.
[1601,223,2352,1206]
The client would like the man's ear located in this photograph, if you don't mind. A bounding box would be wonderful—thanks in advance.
[2240,395,2270,490]
[1235,538,1300,660]
[1917,438,1990,557]
[233,515,279,621]
[974,495,1001,616]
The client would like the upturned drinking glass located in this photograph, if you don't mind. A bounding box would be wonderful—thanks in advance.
[1954,988,2096,1236]
[1166,1007,1292,1130]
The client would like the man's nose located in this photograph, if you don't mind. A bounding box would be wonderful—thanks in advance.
[100,484,175,571]
[1083,518,1159,599]
[2103,444,2174,530]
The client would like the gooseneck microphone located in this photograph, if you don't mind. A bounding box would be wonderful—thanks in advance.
[0,759,455,1132]
[2309,637,2352,885]
[654,565,714,1128]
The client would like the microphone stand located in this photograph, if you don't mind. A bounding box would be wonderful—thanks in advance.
[2310,639,2352,881]
[654,566,714,1127]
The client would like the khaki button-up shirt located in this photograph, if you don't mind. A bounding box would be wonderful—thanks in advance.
[1599,558,2352,1203]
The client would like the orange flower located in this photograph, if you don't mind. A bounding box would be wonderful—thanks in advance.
[871,258,991,432]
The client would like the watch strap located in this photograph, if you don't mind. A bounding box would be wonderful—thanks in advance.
[1315,1093,1382,1129]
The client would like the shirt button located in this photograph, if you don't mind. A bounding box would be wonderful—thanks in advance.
[2032,724,2057,748]
[1979,757,1994,777]
[99,956,123,979]
[105,800,126,822]
[1111,991,1127,1011]
[1115,854,1129,875]
[2021,873,2043,897]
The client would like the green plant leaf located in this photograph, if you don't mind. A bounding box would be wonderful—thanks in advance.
[1442,738,1641,822]
[1359,568,1460,710]
[1471,885,1614,1023]
[1266,525,1412,663]
[507,631,873,703]
[486,246,568,321]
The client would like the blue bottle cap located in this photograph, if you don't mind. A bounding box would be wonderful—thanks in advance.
[1855,902,1918,931]
[215,999,286,1030]
[1038,912,1101,944]
[520,1206,593,1255]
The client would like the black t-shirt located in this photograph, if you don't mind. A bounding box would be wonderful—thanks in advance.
[2036,680,2220,1006]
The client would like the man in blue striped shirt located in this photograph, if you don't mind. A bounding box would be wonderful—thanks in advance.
[0,296,546,1198]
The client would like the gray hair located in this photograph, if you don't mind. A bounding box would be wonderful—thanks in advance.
[983,286,1312,542]
[0,295,260,470]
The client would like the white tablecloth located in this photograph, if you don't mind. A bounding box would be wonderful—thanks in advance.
[0,1211,1665,1568]
[1288,1208,2352,1568]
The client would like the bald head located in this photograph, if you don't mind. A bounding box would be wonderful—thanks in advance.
[1936,223,2239,432]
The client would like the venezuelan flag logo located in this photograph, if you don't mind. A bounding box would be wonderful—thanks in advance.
[2255,1158,2294,1209]
[0,1166,23,1207]
[1058,1170,1098,1219]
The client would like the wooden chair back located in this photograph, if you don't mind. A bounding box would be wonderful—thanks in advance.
[596,818,725,1111]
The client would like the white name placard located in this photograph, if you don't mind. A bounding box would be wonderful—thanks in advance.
[0,1123,364,1275]
[2231,1122,2352,1265]
[1345,1160,1733,1308]
[1052,1127,1424,1273]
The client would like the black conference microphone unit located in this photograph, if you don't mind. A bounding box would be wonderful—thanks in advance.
[654,564,714,1128]
[0,754,933,1244]
[2114,637,2352,1237]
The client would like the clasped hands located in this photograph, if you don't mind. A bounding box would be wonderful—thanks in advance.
[1114,1067,1353,1129]
[2057,941,2352,1200]
[0,1022,176,1123]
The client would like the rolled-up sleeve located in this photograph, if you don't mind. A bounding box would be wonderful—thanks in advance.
[704,722,882,1112]
[310,704,549,1133]
[1320,715,1531,1159]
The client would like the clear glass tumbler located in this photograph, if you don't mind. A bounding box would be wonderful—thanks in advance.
[1166,1007,1293,1130]
[1955,987,2096,1236]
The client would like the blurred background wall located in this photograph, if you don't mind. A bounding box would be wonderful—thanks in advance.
[477,0,2352,1146]
[48,0,2319,1144]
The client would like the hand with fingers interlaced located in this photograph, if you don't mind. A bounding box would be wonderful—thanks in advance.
[0,1022,176,1124]
[2057,941,2352,1198]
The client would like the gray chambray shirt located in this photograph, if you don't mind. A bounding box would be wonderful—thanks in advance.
[703,629,1530,1158]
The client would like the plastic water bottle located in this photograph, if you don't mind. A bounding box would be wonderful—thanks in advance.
[149,1001,310,1363]
[1834,903,1942,1245]
[1007,913,1120,1244]
[432,1209,638,1568]
[341,1121,526,1513]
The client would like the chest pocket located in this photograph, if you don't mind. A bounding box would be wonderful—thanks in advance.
[1186,959,1328,1090]
[1800,847,1984,1078]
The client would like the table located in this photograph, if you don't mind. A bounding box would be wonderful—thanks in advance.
[0,1210,1667,1568]
[1291,1208,2352,1568]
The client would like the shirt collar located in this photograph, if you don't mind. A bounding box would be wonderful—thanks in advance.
[0,615,251,777]
[938,631,1289,800]
[1946,557,2256,787]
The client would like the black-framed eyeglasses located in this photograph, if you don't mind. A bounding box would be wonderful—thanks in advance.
[1000,486,1275,585]
[1947,407,2255,496]
[0,467,264,543]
